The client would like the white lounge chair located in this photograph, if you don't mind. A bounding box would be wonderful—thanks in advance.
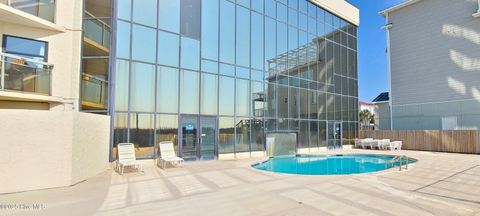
[357,138,373,149]
[391,141,403,150]
[379,139,391,150]
[158,141,184,169]
[116,143,143,175]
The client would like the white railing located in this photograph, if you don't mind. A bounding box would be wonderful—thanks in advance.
[0,52,53,95]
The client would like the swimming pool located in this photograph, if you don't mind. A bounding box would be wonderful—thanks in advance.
[252,154,417,175]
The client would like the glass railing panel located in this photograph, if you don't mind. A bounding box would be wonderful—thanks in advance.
[83,12,111,49]
[1,54,52,95]
[2,0,56,23]
[81,73,108,108]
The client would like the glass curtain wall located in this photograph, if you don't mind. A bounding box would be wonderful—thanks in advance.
[81,0,112,112]
[111,0,358,159]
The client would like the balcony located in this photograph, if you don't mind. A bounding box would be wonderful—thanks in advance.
[0,52,52,96]
[81,73,108,110]
[0,0,55,22]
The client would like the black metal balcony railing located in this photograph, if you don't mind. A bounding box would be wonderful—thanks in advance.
[0,0,56,23]
[0,52,53,95]
[81,73,108,108]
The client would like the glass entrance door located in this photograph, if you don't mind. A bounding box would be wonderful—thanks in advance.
[181,116,198,160]
[327,122,342,150]
[180,116,217,160]
[200,117,217,160]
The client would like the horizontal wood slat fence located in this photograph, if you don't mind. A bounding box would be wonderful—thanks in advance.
[359,130,480,154]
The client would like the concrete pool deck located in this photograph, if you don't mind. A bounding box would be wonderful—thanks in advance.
[1,149,480,216]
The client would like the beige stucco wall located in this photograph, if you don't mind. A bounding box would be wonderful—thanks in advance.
[0,110,110,194]
[311,0,360,25]
[0,0,83,111]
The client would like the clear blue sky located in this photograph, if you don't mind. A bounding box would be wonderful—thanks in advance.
[346,0,405,102]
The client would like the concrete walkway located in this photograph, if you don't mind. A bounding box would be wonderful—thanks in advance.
[1,150,480,216]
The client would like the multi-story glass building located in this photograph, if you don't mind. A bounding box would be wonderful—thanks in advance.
[106,0,360,160]
[0,0,358,193]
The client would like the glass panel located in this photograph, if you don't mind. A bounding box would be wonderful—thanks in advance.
[220,63,234,76]
[4,36,47,60]
[236,79,249,117]
[309,121,318,147]
[288,8,297,27]
[83,18,111,54]
[202,60,218,74]
[131,24,156,63]
[181,116,198,159]
[157,30,179,67]
[319,121,326,147]
[235,118,250,152]
[156,114,179,156]
[276,2,287,23]
[236,67,249,79]
[157,66,179,113]
[117,0,131,20]
[219,76,235,115]
[251,118,264,151]
[265,0,276,18]
[158,0,180,33]
[219,117,235,153]
[265,17,276,70]
[251,0,263,13]
[180,0,201,39]
[236,5,250,67]
[81,58,108,110]
[116,20,130,59]
[132,0,157,27]
[299,120,309,148]
[277,22,287,55]
[113,113,128,159]
[130,62,155,112]
[3,57,51,94]
[180,70,199,114]
[237,0,250,8]
[200,117,217,159]
[251,12,264,70]
[201,0,219,60]
[129,114,155,158]
[219,0,235,64]
[251,81,264,117]
[201,73,218,115]
[180,37,200,70]
[114,60,129,111]
[85,0,111,17]
[9,0,55,22]
[277,85,288,118]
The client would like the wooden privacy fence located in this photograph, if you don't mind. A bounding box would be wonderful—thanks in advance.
[359,130,480,154]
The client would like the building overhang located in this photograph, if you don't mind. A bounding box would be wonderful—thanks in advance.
[310,0,359,26]
[0,3,64,32]
[380,0,422,17]
[0,91,63,103]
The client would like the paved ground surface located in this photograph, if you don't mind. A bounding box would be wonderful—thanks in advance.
[2,149,480,216]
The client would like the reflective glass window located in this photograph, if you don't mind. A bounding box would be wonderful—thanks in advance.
[236,118,250,152]
[220,63,235,76]
[180,70,199,114]
[158,0,180,33]
[157,66,179,113]
[130,62,155,112]
[201,0,219,60]
[132,0,157,27]
[236,5,250,67]
[156,114,179,155]
[129,114,154,158]
[219,0,235,64]
[157,30,179,67]
[219,117,235,153]
[219,76,235,115]
[277,2,287,23]
[116,20,130,59]
[265,0,276,18]
[251,0,263,13]
[131,24,156,63]
[251,12,264,70]
[180,37,200,70]
[236,79,249,117]
[201,73,218,115]
[180,0,201,39]
[288,8,297,27]
[117,0,131,20]
[115,60,129,111]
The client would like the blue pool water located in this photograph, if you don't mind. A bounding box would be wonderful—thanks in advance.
[252,154,417,175]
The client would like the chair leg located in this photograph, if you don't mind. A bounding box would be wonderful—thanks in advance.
[121,165,124,175]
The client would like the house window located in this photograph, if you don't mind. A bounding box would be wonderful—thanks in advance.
[2,35,48,62]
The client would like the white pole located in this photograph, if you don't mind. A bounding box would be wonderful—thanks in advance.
[385,14,394,130]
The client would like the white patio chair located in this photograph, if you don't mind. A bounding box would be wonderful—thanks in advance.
[359,138,373,149]
[158,141,184,169]
[391,141,403,150]
[117,143,143,175]
[379,139,391,150]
